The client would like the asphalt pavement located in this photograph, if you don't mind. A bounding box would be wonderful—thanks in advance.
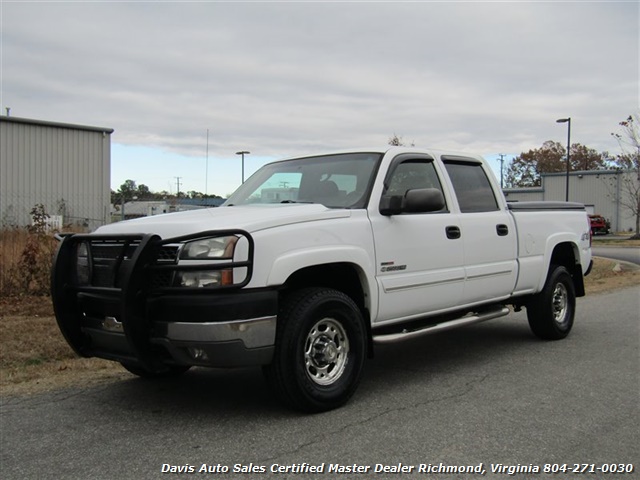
[1,286,639,480]
[592,245,640,266]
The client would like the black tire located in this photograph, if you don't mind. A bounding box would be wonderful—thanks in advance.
[527,265,576,340]
[263,288,367,413]
[120,362,191,379]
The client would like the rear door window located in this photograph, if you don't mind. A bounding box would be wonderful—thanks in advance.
[442,159,499,213]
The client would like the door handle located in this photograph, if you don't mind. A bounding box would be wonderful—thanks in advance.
[496,224,509,236]
[446,226,461,239]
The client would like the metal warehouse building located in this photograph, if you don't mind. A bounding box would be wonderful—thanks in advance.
[0,116,113,230]
[504,169,639,233]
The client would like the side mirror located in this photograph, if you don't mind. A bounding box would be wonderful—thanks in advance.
[379,195,404,216]
[380,188,445,216]
[404,188,445,213]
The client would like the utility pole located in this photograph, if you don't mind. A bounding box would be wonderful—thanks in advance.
[498,153,506,189]
[175,177,182,212]
[205,129,209,196]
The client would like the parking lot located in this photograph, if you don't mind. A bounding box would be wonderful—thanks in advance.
[2,286,638,480]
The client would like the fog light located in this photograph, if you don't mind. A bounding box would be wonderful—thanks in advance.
[177,269,233,288]
[178,270,221,287]
[188,347,208,361]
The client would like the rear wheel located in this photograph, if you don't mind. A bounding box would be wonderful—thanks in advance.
[527,265,576,340]
[264,288,367,412]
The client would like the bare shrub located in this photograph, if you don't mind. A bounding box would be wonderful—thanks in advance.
[0,228,28,296]
[0,204,60,297]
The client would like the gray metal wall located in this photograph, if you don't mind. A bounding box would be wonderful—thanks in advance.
[504,170,638,233]
[0,116,113,230]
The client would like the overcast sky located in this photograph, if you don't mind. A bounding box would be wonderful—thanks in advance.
[1,1,638,196]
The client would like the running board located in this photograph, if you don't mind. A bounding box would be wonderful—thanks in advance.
[372,307,510,344]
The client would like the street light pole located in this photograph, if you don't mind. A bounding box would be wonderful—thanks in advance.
[556,117,571,201]
[205,129,209,196]
[236,150,250,184]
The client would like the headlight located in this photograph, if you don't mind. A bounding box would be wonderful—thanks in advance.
[171,234,248,288]
[180,236,238,259]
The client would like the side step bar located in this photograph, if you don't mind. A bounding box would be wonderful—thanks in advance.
[372,307,510,344]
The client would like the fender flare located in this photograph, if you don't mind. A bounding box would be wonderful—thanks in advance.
[537,234,583,292]
[266,245,378,319]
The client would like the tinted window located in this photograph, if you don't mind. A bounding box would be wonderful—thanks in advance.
[385,161,442,195]
[383,159,447,212]
[443,161,498,213]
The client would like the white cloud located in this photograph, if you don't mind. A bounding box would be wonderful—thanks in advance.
[2,1,637,194]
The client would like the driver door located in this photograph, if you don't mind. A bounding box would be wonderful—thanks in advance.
[369,155,465,324]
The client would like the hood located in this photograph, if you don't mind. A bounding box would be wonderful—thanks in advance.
[95,204,351,239]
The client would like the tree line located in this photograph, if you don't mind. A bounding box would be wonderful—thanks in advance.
[504,114,639,188]
[111,179,223,205]
[505,113,639,239]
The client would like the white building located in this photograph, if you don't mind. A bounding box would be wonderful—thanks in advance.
[0,116,113,230]
[504,170,639,233]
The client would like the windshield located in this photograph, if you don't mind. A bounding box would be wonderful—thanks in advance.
[223,152,382,208]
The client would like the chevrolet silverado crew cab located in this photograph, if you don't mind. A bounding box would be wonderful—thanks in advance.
[52,147,593,412]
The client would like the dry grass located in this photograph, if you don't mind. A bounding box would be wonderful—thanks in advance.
[1,314,74,368]
[1,349,126,397]
[0,257,638,397]
[584,256,640,294]
[0,296,127,395]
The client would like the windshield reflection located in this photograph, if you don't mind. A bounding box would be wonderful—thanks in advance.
[224,153,382,208]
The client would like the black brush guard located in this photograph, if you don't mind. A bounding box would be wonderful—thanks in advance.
[51,231,254,372]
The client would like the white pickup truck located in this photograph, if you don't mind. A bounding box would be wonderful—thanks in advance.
[52,147,592,412]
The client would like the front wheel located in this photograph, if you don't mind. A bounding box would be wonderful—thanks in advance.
[263,288,367,412]
[527,265,576,340]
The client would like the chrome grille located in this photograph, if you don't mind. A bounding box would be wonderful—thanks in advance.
[80,240,178,288]
[87,240,140,287]
[157,245,179,263]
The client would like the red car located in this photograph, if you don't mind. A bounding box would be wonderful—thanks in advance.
[589,214,609,235]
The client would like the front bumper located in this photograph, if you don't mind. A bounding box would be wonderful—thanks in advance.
[147,290,277,366]
[52,232,277,370]
[152,315,276,367]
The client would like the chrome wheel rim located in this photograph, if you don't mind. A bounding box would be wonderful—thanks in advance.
[552,282,569,327]
[304,318,349,386]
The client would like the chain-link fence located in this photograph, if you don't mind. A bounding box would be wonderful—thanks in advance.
[1,191,109,232]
